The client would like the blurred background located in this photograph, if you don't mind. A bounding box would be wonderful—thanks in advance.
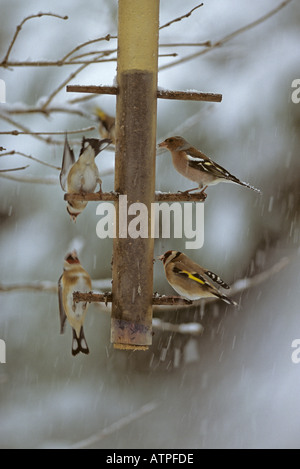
[0,0,300,449]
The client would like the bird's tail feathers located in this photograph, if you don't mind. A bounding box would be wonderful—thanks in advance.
[72,327,89,356]
[218,293,238,307]
[236,178,262,194]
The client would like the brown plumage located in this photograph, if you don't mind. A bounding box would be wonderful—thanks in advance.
[58,250,92,356]
[60,136,111,222]
[158,136,261,195]
[158,250,237,306]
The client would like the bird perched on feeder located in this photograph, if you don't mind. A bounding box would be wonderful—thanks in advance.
[60,135,112,221]
[158,250,238,306]
[158,136,261,196]
[94,107,116,144]
[58,250,92,356]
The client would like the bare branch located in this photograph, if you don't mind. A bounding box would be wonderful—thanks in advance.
[160,42,211,48]
[230,257,290,295]
[0,58,117,67]
[0,165,29,173]
[0,173,59,184]
[0,166,115,185]
[61,34,116,62]
[0,126,95,136]
[0,278,112,293]
[68,93,100,104]
[0,113,59,144]
[159,0,292,71]
[3,105,92,118]
[159,3,203,30]
[0,151,61,171]
[152,318,204,336]
[41,61,94,110]
[70,401,158,449]
[2,12,68,65]
[68,49,116,61]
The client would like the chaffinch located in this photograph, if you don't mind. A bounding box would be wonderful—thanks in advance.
[158,136,261,195]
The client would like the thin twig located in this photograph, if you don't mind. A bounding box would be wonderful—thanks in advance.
[68,93,100,104]
[0,151,61,171]
[159,3,203,30]
[0,58,117,67]
[159,0,292,71]
[41,46,111,109]
[159,42,211,48]
[0,126,95,136]
[0,166,115,184]
[68,49,116,61]
[0,165,29,173]
[230,257,290,294]
[0,278,112,293]
[70,401,158,449]
[61,34,116,62]
[152,318,204,336]
[41,62,95,110]
[0,114,59,144]
[0,174,59,184]
[0,114,56,143]
[3,105,92,119]
[2,12,68,65]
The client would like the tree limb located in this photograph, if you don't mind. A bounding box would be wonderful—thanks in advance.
[2,12,68,65]
[159,3,203,30]
[159,0,292,71]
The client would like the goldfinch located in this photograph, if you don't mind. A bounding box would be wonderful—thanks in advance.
[158,136,261,195]
[58,250,92,356]
[94,107,116,144]
[158,250,237,306]
[60,135,111,221]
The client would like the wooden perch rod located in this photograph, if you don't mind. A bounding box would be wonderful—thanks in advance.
[64,191,206,202]
[66,85,222,102]
[73,291,192,306]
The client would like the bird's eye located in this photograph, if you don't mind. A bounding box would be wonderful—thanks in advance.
[168,138,173,143]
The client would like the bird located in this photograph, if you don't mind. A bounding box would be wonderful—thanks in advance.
[158,136,261,195]
[60,135,112,221]
[94,107,116,144]
[158,250,238,306]
[58,250,92,356]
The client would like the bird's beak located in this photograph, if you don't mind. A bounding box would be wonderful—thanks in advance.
[158,141,167,148]
[88,138,112,155]
[157,254,164,261]
[99,138,112,150]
